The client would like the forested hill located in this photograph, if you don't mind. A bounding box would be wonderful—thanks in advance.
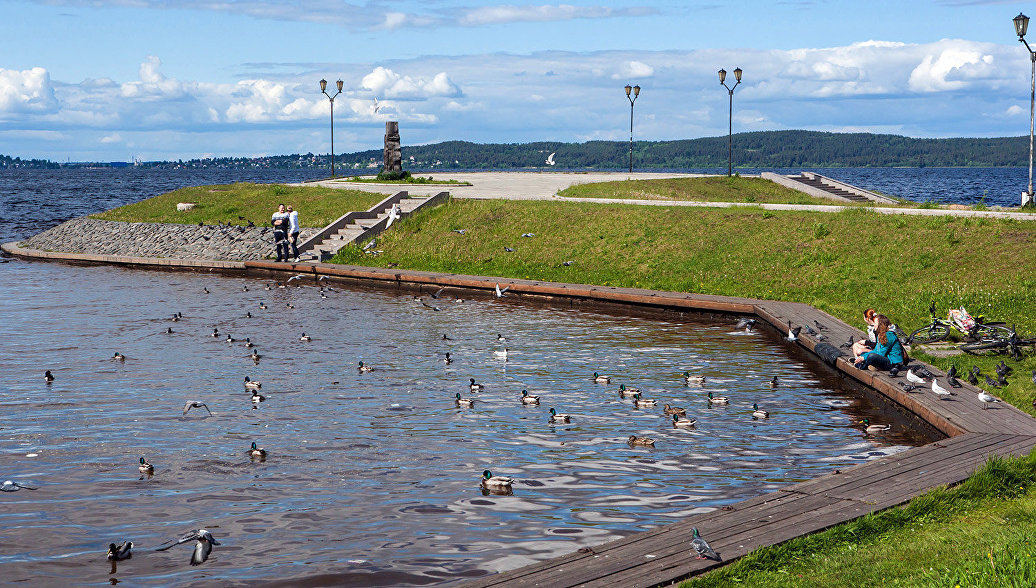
[3,130,1030,169]
[389,131,1028,169]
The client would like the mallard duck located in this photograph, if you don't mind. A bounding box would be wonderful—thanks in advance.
[548,408,570,423]
[167,327,174,334]
[520,390,540,405]
[264,283,272,291]
[244,376,261,390]
[250,390,266,404]
[683,371,706,385]
[768,376,778,388]
[617,384,641,398]
[203,287,210,294]
[112,352,126,361]
[138,457,154,476]
[106,541,133,561]
[444,352,453,365]
[210,328,219,337]
[707,392,729,405]
[44,370,54,383]
[225,334,235,343]
[672,413,697,428]
[663,403,687,416]
[627,435,655,447]
[259,302,267,310]
[251,349,261,361]
[247,441,266,458]
[632,393,657,408]
[480,469,513,490]
[455,392,475,408]
[171,313,180,322]
[244,338,254,348]
[299,333,312,342]
[358,361,373,373]
[860,418,890,433]
[592,372,611,384]
[752,403,769,419]
[469,378,484,392]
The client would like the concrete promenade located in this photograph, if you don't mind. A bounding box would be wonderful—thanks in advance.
[306,171,1036,221]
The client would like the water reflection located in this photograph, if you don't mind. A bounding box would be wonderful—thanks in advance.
[0,259,939,586]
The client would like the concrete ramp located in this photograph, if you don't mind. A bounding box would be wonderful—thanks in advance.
[763,171,898,204]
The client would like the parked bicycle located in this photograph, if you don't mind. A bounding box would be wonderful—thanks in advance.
[907,303,1014,345]
[960,326,1036,359]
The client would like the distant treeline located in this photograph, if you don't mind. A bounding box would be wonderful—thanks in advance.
[0,154,61,169]
[5,131,1032,169]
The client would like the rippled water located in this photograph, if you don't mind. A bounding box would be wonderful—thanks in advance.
[0,259,939,586]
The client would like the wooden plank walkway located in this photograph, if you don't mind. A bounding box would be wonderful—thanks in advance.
[7,246,1036,588]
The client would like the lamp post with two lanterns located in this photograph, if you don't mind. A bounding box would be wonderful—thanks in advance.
[1014,13,1035,206]
[320,78,343,178]
[624,84,640,174]
[718,67,742,177]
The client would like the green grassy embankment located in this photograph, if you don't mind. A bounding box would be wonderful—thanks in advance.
[92,182,384,227]
[559,176,881,206]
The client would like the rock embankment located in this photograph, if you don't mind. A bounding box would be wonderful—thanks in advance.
[19,217,316,261]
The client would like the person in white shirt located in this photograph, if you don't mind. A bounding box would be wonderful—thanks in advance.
[271,204,290,262]
[287,205,300,261]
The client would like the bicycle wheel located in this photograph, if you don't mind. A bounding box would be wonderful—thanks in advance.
[960,339,1009,353]
[909,323,949,344]
[973,324,1015,342]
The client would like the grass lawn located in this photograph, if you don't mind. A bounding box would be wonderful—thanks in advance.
[332,198,1036,415]
[559,175,876,206]
[92,182,384,227]
[683,452,1036,587]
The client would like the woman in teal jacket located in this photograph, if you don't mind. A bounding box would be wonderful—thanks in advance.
[854,314,904,371]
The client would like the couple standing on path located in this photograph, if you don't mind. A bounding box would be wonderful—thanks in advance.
[272,204,300,262]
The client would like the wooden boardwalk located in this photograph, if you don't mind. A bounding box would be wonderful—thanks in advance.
[6,246,1036,588]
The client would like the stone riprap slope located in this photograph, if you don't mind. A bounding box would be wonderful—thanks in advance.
[20,217,316,261]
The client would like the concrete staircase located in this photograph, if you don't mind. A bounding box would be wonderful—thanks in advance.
[762,171,898,205]
[298,190,450,261]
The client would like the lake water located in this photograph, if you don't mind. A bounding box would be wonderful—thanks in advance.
[0,166,957,586]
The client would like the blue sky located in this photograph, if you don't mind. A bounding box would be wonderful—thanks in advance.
[1,0,1033,161]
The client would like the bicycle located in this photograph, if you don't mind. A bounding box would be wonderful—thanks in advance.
[959,326,1036,359]
[907,303,1014,345]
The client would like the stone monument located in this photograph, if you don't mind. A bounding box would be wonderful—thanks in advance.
[383,121,402,173]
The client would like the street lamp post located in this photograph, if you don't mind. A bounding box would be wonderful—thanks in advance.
[320,78,344,178]
[1015,13,1035,206]
[624,84,640,174]
[718,67,742,177]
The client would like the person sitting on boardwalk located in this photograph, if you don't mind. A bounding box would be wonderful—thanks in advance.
[851,308,878,361]
[854,314,905,372]
[271,203,290,262]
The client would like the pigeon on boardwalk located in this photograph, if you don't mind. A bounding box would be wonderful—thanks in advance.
[814,319,828,331]
[900,383,923,392]
[947,365,958,379]
[803,324,819,336]
[967,371,979,386]
[839,336,854,349]
[691,527,720,561]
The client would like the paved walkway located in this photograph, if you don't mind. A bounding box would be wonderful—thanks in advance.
[306,171,1036,221]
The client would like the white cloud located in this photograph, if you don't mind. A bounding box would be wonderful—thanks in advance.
[360,67,460,99]
[0,67,58,115]
[612,60,654,80]
[100,133,122,144]
[908,45,994,92]
[1007,104,1025,116]
[460,5,616,26]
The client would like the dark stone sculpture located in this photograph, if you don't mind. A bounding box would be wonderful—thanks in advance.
[383,122,402,173]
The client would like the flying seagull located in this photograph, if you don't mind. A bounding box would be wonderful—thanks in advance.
[183,401,212,416]
[494,284,510,298]
[546,152,556,166]
[155,529,221,566]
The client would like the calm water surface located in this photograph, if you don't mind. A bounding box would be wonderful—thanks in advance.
[0,168,948,585]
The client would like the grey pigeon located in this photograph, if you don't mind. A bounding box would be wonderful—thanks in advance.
[814,319,828,331]
[985,375,1000,388]
[839,336,854,349]
[691,527,720,561]
[947,375,962,388]
[947,364,957,379]
[803,324,818,336]
[967,371,979,385]
[1031,370,1036,386]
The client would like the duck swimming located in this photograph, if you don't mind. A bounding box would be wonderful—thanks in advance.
[520,390,540,405]
[469,378,484,392]
[44,370,54,383]
[627,435,655,447]
[672,414,697,428]
[455,392,475,408]
[444,352,453,365]
[617,384,640,399]
[106,541,133,561]
[548,408,570,423]
[244,376,261,390]
[683,372,706,385]
[480,469,513,490]
[592,372,611,384]
[299,333,311,342]
[112,352,126,361]
[251,390,266,404]
[663,403,687,416]
[752,403,770,419]
[632,393,657,408]
[860,418,891,433]
[358,361,373,373]
[707,392,729,405]
[138,457,154,476]
[247,441,267,459]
